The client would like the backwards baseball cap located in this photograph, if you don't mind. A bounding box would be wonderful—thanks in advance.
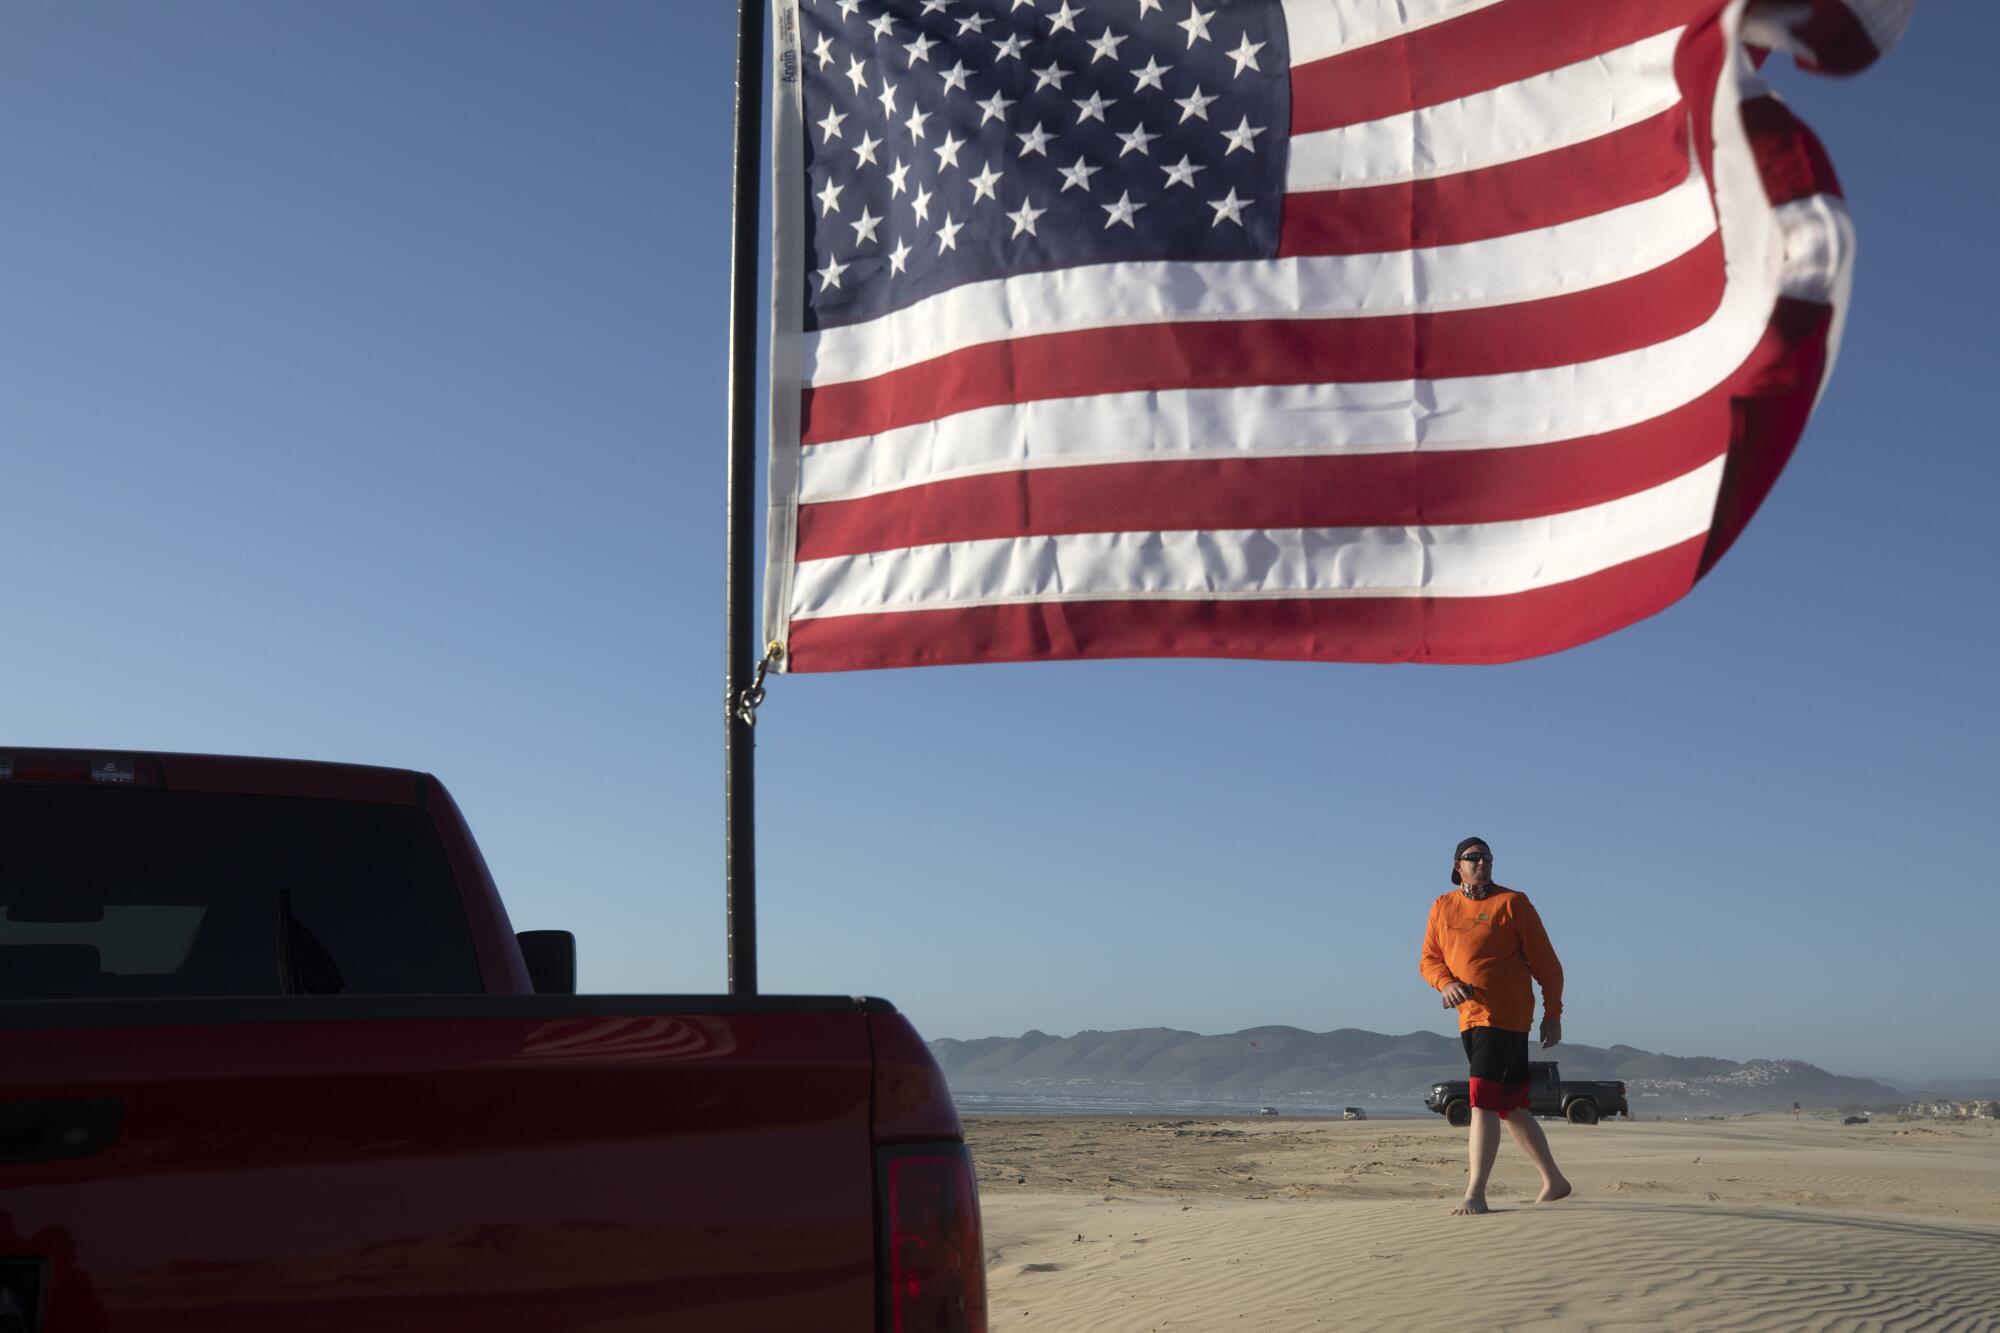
[1450,837,1491,885]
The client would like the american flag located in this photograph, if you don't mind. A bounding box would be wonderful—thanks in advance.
[763,0,1913,672]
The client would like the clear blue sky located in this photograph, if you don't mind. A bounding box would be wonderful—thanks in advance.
[4,4,1991,1083]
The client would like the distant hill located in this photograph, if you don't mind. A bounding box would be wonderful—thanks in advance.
[931,1025,1905,1113]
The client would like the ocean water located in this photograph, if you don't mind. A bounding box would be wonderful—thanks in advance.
[948,1087,1432,1119]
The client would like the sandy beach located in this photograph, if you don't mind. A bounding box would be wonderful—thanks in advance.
[967,1114,2000,1331]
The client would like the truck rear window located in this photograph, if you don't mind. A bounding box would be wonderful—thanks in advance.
[0,789,481,998]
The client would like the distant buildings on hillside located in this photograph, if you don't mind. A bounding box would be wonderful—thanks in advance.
[1899,1100,1999,1119]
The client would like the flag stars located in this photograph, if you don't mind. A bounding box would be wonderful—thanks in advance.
[817,252,848,291]
[867,13,896,40]
[888,157,911,195]
[1007,196,1047,237]
[968,161,1004,203]
[1033,61,1072,91]
[956,14,990,35]
[1073,90,1116,123]
[939,61,973,94]
[905,104,932,140]
[1058,156,1102,192]
[976,90,1017,124]
[816,105,848,142]
[1049,2,1083,33]
[1130,56,1172,92]
[877,80,899,117]
[1161,154,1205,188]
[1208,188,1248,225]
[904,33,937,65]
[1086,27,1128,63]
[816,177,845,215]
[888,237,913,274]
[1135,0,1163,14]
[1116,123,1161,156]
[1175,86,1218,122]
[911,183,935,223]
[920,0,953,13]
[836,0,861,17]
[993,32,1029,61]
[813,32,834,69]
[1221,114,1265,154]
[854,130,882,167]
[1226,32,1266,76]
[1102,190,1146,228]
[846,55,869,94]
[1016,121,1056,156]
[936,212,965,252]
[851,206,883,245]
[933,130,966,170]
[1178,4,1215,47]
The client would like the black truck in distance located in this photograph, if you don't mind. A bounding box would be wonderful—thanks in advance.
[1425,1062,1629,1126]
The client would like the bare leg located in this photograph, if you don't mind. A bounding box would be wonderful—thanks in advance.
[1503,1108,1572,1202]
[1453,1108,1502,1213]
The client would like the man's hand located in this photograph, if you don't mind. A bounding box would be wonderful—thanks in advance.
[1439,981,1474,1008]
[1539,1017,1562,1049]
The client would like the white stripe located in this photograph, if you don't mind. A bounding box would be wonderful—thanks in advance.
[1281,0,1509,67]
[1839,0,1915,53]
[1285,29,1684,191]
[790,456,1724,619]
[804,166,1713,392]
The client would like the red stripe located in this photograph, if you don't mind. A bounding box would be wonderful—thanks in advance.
[1290,0,1718,135]
[801,235,1724,445]
[1740,95,1844,205]
[1279,108,1692,257]
[785,535,1707,670]
[796,394,1731,561]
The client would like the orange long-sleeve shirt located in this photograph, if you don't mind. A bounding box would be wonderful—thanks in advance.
[1419,886,1563,1034]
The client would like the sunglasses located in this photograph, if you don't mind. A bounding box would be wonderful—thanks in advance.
[1457,852,1492,863]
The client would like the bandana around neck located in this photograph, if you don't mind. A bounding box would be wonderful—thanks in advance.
[1460,883,1492,901]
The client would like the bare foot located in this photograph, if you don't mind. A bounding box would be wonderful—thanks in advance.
[1451,1195,1490,1215]
[1537,1179,1573,1203]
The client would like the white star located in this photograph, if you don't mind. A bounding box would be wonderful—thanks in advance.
[1226,31,1266,77]
[969,161,1004,202]
[933,130,966,169]
[1130,55,1171,92]
[939,60,972,94]
[888,237,913,275]
[1208,187,1248,225]
[1048,1,1082,32]
[817,253,848,290]
[957,14,991,35]
[1136,0,1163,14]
[1175,86,1218,122]
[837,0,861,16]
[867,13,895,40]
[1010,0,1035,9]
[1007,196,1047,237]
[1101,190,1145,229]
[888,157,911,195]
[1221,114,1265,154]
[1073,90,1116,123]
[851,207,883,245]
[904,33,937,65]
[1116,122,1160,156]
[846,55,869,94]
[1016,121,1056,156]
[1057,156,1102,192]
[935,211,964,252]
[911,183,934,223]
[816,106,847,142]
[813,32,834,69]
[921,0,952,13]
[1178,4,1214,47]
[993,32,1028,62]
[1086,27,1128,63]
[877,80,899,118]
[816,177,845,215]
[854,130,882,166]
[905,104,931,140]
[1033,61,1072,91]
[1160,154,1205,188]
[976,90,1017,124]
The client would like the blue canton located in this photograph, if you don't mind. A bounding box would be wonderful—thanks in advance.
[799,0,1290,331]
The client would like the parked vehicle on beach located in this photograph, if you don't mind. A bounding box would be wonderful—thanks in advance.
[1424,1062,1629,1126]
[0,747,983,1332]
[1342,1107,1366,1120]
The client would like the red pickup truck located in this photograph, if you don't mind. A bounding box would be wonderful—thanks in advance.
[0,747,984,1333]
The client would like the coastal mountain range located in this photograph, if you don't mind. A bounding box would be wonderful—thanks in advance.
[930,1026,1916,1113]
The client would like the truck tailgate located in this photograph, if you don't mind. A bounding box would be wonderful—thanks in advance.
[0,998,878,1332]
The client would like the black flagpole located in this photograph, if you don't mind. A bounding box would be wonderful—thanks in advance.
[724,0,765,995]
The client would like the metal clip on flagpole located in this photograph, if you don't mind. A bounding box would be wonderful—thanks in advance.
[723,0,765,996]
[734,642,784,727]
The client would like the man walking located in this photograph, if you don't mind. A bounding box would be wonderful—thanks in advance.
[1420,837,1572,1214]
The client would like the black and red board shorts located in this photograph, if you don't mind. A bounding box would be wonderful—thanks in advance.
[1461,1026,1531,1115]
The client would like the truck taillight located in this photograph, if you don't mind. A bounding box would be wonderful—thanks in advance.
[878,1143,986,1333]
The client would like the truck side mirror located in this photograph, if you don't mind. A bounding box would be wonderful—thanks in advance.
[516,930,576,995]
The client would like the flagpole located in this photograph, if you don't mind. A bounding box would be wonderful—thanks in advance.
[724,0,765,996]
